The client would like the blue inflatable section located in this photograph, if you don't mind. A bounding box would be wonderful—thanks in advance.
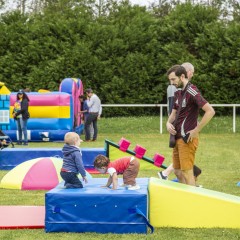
[0,148,106,170]
[0,94,10,130]
[45,178,149,234]
[3,130,69,142]
[9,119,72,130]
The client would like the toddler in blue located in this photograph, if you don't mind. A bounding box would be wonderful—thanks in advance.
[60,132,88,188]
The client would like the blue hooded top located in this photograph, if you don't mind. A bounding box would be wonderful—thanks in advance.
[62,144,86,177]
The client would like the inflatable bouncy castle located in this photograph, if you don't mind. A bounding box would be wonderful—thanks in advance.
[0,78,83,141]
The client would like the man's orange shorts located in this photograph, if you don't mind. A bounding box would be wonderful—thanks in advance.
[172,138,199,170]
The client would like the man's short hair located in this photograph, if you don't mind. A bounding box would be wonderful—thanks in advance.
[86,88,93,94]
[182,62,194,73]
[166,65,181,76]
[175,65,188,78]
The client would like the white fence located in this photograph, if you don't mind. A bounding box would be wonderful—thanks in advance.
[101,104,240,134]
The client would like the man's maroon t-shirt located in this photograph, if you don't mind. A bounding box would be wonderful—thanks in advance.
[173,84,208,139]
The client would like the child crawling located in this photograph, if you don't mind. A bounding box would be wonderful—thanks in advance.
[94,154,140,190]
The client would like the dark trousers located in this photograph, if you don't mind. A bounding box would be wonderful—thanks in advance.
[60,171,83,188]
[85,113,98,140]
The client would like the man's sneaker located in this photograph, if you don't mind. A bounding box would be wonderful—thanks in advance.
[158,171,168,180]
[128,184,140,190]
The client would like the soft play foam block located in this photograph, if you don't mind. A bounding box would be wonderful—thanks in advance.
[45,178,149,234]
[149,177,240,228]
[118,137,131,152]
[0,147,106,170]
[0,206,45,229]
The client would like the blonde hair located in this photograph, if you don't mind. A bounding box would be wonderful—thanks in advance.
[64,132,80,145]
[94,154,110,168]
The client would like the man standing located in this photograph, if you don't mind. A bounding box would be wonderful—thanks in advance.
[85,88,102,142]
[166,65,215,185]
[159,63,201,181]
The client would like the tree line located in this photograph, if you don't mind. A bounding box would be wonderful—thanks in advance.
[0,0,239,116]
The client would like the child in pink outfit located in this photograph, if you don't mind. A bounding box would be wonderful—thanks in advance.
[94,154,140,190]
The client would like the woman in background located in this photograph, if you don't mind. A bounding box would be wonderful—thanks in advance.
[12,89,30,145]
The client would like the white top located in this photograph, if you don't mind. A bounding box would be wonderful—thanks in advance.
[87,93,102,115]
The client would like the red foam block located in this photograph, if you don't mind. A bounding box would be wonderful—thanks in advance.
[153,153,165,167]
[134,145,146,159]
[118,137,131,152]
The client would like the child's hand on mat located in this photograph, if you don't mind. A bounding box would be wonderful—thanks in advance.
[82,176,88,184]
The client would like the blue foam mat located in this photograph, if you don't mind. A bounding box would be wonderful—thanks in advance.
[45,178,150,234]
[0,148,106,170]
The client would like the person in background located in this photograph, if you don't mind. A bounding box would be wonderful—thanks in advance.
[0,139,8,149]
[78,95,89,122]
[166,65,215,186]
[24,88,31,92]
[85,88,102,142]
[12,89,30,145]
[60,132,88,188]
[158,63,202,184]
[94,154,140,190]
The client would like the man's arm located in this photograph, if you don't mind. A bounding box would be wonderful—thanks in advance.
[168,96,175,115]
[166,109,177,135]
[189,103,215,139]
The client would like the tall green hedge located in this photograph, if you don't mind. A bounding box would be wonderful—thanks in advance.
[0,1,239,116]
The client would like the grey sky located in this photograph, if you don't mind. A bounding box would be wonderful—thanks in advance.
[131,0,156,6]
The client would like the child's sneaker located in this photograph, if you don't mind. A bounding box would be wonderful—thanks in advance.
[158,171,168,180]
[119,183,127,187]
[128,184,140,190]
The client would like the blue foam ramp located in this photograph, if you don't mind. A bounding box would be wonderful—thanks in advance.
[0,148,106,170]
[45,178,149,234]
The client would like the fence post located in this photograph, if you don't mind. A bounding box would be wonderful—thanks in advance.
[160,106,163,134]
[233,105,236,133]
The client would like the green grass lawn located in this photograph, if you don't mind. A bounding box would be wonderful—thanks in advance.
[0,116,240,239]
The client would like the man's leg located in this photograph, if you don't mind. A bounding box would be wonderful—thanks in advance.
[174,168,186,184]
[84,114,94,140]
[178,138,199,186]
[182,169,195,186]
[92,114,98,140]
[172,140,184,183]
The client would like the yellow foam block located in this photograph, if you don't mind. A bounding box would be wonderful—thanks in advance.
[9,106,70,118]
[149,177,240,228]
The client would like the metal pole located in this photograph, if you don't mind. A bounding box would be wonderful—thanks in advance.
[233,105,236,133]
[160,106,163,134]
